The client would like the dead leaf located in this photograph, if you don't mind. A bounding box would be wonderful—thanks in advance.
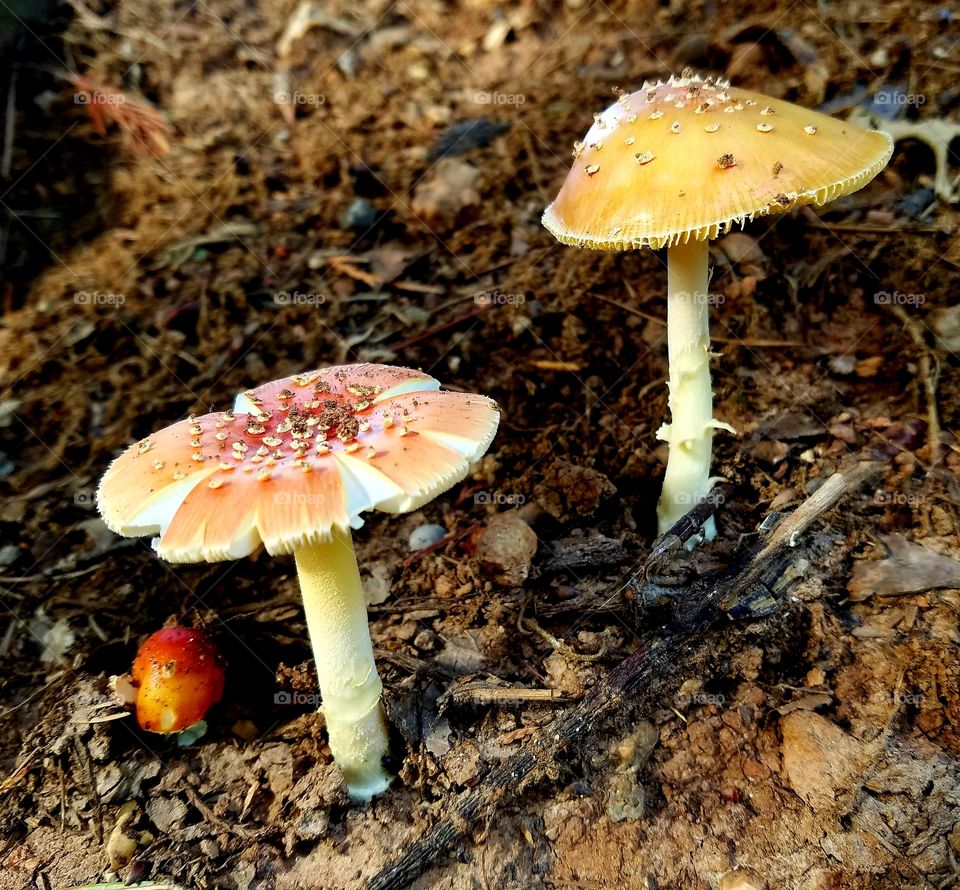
[717,232,766,265]
[930,305,960,352]
[855,356,884,378]
[752,440,790,464]
[848,535,960,601]
[780,711,870,815]
[106,801,153,870]
[411,158,481,224]
[777,692,833,715]
[435,632,485,674]
[498,725,538,745]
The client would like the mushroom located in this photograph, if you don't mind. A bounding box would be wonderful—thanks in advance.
[543,71,892,539]
[131,626,225,735]
[98,364,500,800]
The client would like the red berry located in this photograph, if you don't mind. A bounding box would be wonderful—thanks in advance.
[132,627,225,734]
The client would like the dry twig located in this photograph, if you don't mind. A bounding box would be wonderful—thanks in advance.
[889,304,943,469]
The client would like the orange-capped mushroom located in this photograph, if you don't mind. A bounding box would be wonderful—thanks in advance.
[98,363,500,800]
[132,627,225,734]
[543,71,892,539]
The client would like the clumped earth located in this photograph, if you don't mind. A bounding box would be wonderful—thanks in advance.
[2,0,960,888]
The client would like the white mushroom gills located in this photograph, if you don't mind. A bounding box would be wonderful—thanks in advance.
[655,239,733,540]
[295,529,391,801]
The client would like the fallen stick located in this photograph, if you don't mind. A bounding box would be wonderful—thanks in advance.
[724,461,880,605]
[888,303,942,469]
[368,462,879,890]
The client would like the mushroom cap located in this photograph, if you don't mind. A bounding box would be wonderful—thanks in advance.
[132,626,225,733]
[98,364,500,562]
[542,72,894,250]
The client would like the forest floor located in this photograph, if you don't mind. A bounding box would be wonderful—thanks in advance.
[2,0,960,888]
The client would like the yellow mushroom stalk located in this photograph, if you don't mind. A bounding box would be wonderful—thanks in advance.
[295,531,391,798]
[656,239,734,535]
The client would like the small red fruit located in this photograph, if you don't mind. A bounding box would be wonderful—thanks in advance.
[131,627,225,733]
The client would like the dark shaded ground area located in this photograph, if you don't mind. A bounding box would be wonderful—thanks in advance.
[2,0,960,887]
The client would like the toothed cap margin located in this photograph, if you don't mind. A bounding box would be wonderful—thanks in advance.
[543,71,893,250]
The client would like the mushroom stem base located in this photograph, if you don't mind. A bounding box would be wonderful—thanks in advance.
[294,531,392,802]
[656,239,720,540]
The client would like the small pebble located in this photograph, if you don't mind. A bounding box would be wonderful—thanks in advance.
[363,561,392,605]
[896,188,935,221]
[336,48,362,77]
[408,523,448,552]
[829,355,856,376]
[412,158,481,223]
[413,629,438,651]
[476,512,538,585]
[339,198,377,231]
[429,118,511,160]
[0,543,19,568]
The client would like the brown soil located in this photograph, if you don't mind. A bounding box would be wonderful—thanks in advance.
[2,1,960,888]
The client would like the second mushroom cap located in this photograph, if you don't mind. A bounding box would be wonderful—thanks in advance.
[543,72,894,250]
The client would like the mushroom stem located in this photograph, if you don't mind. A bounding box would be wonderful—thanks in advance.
[656,238,718,540]
[294,529,391,801]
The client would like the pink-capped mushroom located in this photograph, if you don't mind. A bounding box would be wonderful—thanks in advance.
[98,363,500,800]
